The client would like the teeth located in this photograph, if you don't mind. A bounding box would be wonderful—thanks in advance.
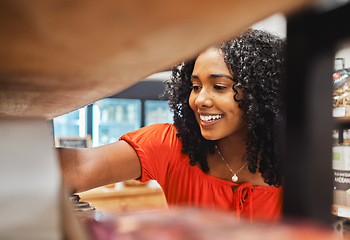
[200,114,223,123]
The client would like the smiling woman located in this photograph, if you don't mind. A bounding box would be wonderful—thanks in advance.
[189,47,247,142]
[166,29,285,186]
[58,29,286,222]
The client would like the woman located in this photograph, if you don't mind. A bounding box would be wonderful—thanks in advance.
[58,29,285,222]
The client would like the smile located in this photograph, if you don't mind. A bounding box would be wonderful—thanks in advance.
[199,114,224,123]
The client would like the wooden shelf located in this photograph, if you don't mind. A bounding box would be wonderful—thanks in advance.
[78,185,167,213]
[0,0,313,119]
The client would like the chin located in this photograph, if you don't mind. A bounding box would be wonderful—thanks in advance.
[200,131,219,141]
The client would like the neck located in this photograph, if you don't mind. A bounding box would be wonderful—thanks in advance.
[216,132,248,163]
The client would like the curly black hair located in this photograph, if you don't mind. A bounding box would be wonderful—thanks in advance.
[164,29,286,187]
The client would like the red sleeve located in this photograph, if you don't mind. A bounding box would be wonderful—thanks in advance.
[119,123,182,185]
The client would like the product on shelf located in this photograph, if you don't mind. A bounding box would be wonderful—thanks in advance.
[333,144,350,218]
[333,69,350,117]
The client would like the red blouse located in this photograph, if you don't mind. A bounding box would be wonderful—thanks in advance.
[120,123,283,222]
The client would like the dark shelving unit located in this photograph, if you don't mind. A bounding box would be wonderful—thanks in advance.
[284,2,350,224]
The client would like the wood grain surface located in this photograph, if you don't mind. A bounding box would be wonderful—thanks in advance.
[0,0,313,119]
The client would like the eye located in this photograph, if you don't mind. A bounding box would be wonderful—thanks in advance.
[191,85,201,92]
[214,85,227,91]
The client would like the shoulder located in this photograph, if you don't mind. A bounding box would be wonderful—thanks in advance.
[130,123,177,137]
[143,123,177,133]
[120,123,180,146]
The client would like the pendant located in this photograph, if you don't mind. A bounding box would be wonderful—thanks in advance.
[232,174,238,182]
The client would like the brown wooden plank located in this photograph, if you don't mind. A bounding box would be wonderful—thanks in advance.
[0,0,313,119]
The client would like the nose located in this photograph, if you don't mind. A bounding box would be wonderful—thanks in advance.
[195,88,213,108]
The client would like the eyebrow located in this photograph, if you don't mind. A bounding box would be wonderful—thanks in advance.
[191,73,234,81]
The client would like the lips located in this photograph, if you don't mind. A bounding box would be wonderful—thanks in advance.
[199,114,224,123]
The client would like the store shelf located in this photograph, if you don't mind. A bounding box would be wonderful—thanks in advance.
[333,204,350,219]
[0,0,313,119]
[284,2,350,224]
[335,117,350,123]
[78,185,167,213]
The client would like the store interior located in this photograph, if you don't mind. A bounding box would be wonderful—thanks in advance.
[2,0,350,239]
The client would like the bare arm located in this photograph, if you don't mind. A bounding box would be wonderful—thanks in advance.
[57,140,141,193]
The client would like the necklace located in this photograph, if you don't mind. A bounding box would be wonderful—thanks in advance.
[215,145,248,182]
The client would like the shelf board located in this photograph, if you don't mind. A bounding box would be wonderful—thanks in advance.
[0,0,313,119]
[334,117,350,129]
[335,117,350,122]
[333,204,350,218]
[78,185,163,200]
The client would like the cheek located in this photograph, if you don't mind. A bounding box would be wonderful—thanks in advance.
[226,99,245,119]
[189,93,196,111]
[235,105,245,116]
[232,109,246,128]
[232,107,245,119]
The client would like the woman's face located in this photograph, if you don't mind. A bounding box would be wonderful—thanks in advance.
[189,48,247,141]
